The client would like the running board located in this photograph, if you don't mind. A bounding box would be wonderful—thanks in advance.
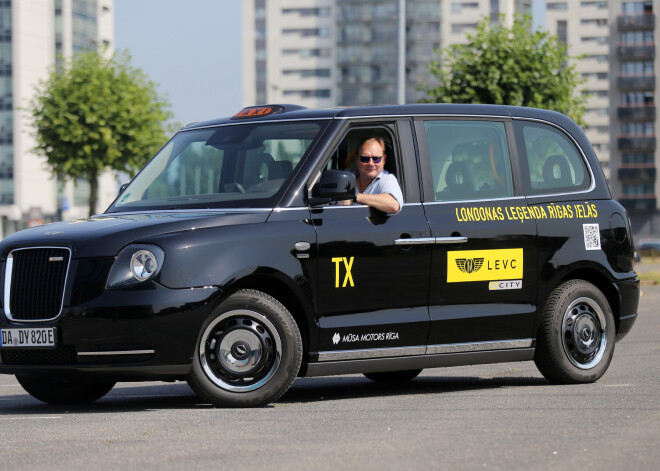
[305,347,535,377]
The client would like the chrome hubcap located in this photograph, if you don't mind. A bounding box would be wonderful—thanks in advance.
[561,297,607,370]
[200,310,282,392]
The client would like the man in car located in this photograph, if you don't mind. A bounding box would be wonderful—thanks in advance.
[349,137,403,214]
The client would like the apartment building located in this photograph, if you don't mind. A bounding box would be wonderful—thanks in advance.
[243,0,532,108]
[611,0,658,234]
[545,1,660,236]
[242,0,336,108]
[545,1,612,179]
[0,0,115,237]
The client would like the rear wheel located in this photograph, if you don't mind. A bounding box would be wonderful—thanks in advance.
[16,375,115,404]
[534,280,615,384]
[187,289,302,407]
[364,369,422,383]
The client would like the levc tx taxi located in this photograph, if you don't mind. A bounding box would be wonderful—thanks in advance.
[0,104,639,407]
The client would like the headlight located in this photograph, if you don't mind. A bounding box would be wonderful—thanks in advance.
[106,244,165,289]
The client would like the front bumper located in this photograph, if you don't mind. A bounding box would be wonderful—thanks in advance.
[0,284,220,380]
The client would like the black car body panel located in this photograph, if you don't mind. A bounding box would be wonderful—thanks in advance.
[0,104,639,400]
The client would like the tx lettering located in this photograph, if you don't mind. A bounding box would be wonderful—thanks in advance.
[332,256,354,288]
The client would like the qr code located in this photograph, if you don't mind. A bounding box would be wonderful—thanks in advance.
[583,223,601,250]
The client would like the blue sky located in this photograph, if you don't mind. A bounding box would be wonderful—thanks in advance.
[115,1,545,127]
[114,0,243,127]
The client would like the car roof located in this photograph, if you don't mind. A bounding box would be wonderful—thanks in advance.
[181,103,574,131]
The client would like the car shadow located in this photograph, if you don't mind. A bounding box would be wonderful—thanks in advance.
[279,375,549,404]
[0,374,549,414]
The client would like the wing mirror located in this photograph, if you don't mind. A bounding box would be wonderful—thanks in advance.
[309,170,357,206]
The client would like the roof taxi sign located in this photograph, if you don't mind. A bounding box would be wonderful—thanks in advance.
[232,105,284,120]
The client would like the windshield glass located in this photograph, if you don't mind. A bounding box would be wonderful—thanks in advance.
[107,120,328,212]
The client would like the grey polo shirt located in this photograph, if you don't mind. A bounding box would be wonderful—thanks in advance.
[361,170,404,214]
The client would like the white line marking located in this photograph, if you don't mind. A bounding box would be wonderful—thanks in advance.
[0,416,62,420]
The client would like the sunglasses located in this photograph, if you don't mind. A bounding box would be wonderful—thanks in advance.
[359,155,383,163]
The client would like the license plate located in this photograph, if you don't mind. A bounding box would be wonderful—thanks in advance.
[0,328,56,348]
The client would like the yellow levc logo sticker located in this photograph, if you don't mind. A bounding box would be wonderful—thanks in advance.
[447,249,522,283]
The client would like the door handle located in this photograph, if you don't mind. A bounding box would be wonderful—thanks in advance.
[394,236,468,246]
[434,236,468,244]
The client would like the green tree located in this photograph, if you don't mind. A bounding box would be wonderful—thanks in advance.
[420,15,587,125]
[29,50,173,216]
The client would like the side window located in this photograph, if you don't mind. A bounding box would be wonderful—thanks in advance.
[423,120,514,202]
[515,121,590,194]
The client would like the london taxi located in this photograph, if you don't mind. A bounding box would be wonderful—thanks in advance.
[0,104,639,407]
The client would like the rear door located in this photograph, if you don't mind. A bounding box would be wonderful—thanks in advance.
[415,118,539,351]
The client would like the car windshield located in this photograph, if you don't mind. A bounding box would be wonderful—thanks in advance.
[106,120,328,212]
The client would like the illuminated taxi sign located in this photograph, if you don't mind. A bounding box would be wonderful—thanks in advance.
[232,105,283,119]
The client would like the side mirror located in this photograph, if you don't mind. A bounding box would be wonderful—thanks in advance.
[309,170,356,206]
[118,183,129,196]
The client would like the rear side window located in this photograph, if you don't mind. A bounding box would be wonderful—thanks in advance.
[515,120,591,195]
[423,120,514,202]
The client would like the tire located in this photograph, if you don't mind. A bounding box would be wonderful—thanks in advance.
[16,375,115,404]
[187,289,302,407]
[534,280,615,384]
[364,369,422,383]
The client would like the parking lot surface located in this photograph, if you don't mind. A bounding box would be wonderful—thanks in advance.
[1,286,659,471]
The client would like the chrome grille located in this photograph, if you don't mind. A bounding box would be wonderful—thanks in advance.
[4,247,71,321]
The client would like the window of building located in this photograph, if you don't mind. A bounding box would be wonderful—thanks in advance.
[582,72,608,79]
[621,60,654,74]
[623,153,654,164]
[582,36,609,44]
[622,121,654,135]
[586,54,609,62]
[451,2,479,13]
[282,69,331,78]
[282,89,331,99]
[282,28,331,38]
[622,183,654,195]
[621,30,654,44]
[451,23,477,34]
[584,89,609,97]
[557,20,567,44]
[282,48,331,58]
[547,2,568,10]
[581,18,608,26]
[592,143,610,152]
[581,1,608,8]
[622,1,653,14]
[622,91,655,105]
[587,107,609,115]
[282,7,331,17]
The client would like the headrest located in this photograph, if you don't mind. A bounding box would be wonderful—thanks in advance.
[542,154,572,186]
[267,160,293,180]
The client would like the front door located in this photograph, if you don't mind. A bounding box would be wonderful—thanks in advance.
[310,122,432,360]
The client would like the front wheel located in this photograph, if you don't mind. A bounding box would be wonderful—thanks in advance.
[534,280,615,384]
[16,375,115,404]
[187,289,302,407]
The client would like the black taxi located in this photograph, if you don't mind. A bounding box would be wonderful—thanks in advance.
[0,104,639,407]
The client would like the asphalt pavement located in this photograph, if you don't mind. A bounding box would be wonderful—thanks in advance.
[0,286,659,471]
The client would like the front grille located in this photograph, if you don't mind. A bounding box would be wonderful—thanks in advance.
[5,247,70,321]
[0,345,77,365]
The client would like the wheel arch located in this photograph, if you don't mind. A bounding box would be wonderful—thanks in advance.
[226,271,314,376]
[560,268,621,333]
